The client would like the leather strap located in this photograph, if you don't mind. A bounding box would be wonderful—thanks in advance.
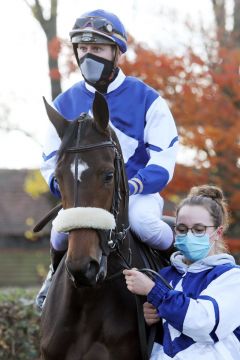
[135,295,149,360]
[33,203,62,233]
[135,241,161,360]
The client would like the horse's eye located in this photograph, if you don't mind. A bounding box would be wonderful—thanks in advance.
[104,171,114,183]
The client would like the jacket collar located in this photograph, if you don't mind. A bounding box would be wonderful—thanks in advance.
[85,68,126,94]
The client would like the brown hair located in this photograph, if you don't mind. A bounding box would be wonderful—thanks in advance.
[176,184,230,253]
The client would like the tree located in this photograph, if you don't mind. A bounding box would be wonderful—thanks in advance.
[22,0,62,200]
[120,1,240,234]
[24,170,49,198]
[0,99,40,143]
[212,0,240,47]
[23,0,62,100]
[206,0,240,231]
[23,0,239,234]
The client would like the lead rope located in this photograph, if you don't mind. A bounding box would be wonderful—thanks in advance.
[115,249,148,360]
[135,268,173,360]
[136,269,172,359]
[116,246,172,360]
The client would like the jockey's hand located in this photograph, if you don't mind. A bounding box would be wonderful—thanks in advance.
[123,268,154,296]
[143,302,160,326]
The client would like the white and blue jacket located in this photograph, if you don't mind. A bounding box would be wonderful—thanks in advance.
[148,252,240,359]
[41,69,178,197]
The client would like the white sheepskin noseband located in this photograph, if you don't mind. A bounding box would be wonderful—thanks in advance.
[52,207,116,233]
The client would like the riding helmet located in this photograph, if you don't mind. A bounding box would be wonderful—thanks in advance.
[70,9,128,54]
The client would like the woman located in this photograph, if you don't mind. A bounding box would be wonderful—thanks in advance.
[123,185,240,359]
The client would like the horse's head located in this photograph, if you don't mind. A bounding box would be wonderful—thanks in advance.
[44,92,129,287]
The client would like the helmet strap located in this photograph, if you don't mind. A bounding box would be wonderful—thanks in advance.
[101,45,119,84]
[73,44,80,66]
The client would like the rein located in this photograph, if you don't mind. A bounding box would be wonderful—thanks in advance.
[54,113,171,360]
[106,239,172,360]
[64,114,158,359]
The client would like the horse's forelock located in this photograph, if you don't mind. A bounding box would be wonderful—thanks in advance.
[57,120,79,161]
[57,116,114,164]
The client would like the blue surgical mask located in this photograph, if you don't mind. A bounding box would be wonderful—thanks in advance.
[175,233,212,262]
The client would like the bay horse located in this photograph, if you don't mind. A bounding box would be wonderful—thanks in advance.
[39,92,170,360]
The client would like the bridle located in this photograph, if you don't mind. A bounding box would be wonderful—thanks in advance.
[63,114,173,360]
[65,113,130,256]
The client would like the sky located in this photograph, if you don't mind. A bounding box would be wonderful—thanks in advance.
[0,0,215,169]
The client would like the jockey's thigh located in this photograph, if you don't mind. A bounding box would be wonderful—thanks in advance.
[129,193,173,250]
[50,227,68,251]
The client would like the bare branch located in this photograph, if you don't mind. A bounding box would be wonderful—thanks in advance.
[212,0,226,28]
[22,0,32,10]
[50,0,58,17]
[0,125,41,146]
[233,0,240,46]
[23,0,45,24]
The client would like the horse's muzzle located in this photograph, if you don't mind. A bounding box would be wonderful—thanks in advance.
[65,257,100,287]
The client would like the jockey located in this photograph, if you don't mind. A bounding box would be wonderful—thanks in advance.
[36,9,178,310]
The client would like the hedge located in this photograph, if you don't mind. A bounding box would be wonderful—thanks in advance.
[0,288,41,360]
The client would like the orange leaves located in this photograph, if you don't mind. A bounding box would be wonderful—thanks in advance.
[120,39,185,95]
[47,37,61,80]
[121,37,240,233]
[59,31,239,233]
[49,68,61,80]
[231,192,240,211]
[48,37,61,60]
[210,47,240,104]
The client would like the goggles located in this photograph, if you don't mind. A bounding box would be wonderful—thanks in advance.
[70,16,126,42]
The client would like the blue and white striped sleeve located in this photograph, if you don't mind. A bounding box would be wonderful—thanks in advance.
[182,268,240,343]
[129,96,178,195]
[148,268,240,344]
[40,121,61,198]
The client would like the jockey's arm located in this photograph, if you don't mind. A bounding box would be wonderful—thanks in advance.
[128,96,178,196]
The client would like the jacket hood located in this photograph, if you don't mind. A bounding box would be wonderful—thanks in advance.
[170,251,236,274]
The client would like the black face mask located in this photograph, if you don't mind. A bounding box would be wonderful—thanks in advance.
[79,53,115,88]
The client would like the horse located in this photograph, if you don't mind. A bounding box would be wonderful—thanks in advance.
[39,92,172,360]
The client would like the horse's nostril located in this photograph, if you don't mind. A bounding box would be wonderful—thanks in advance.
[85,260,99,280]
[66,258,99,286]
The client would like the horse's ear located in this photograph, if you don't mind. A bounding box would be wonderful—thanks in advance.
[43,96,68,139]
[92,92,109,131]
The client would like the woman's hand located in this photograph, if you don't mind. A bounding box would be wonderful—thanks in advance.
[143,302,160,326]
[123,268,155,296]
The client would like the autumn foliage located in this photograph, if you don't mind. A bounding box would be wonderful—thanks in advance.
[24,0,239,235]
[120,36,240,234]
[49,32,240,234]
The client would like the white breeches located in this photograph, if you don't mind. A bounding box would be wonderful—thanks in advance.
[50,193,173,251]
[50,227,68,251]
[129,193,173,250]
